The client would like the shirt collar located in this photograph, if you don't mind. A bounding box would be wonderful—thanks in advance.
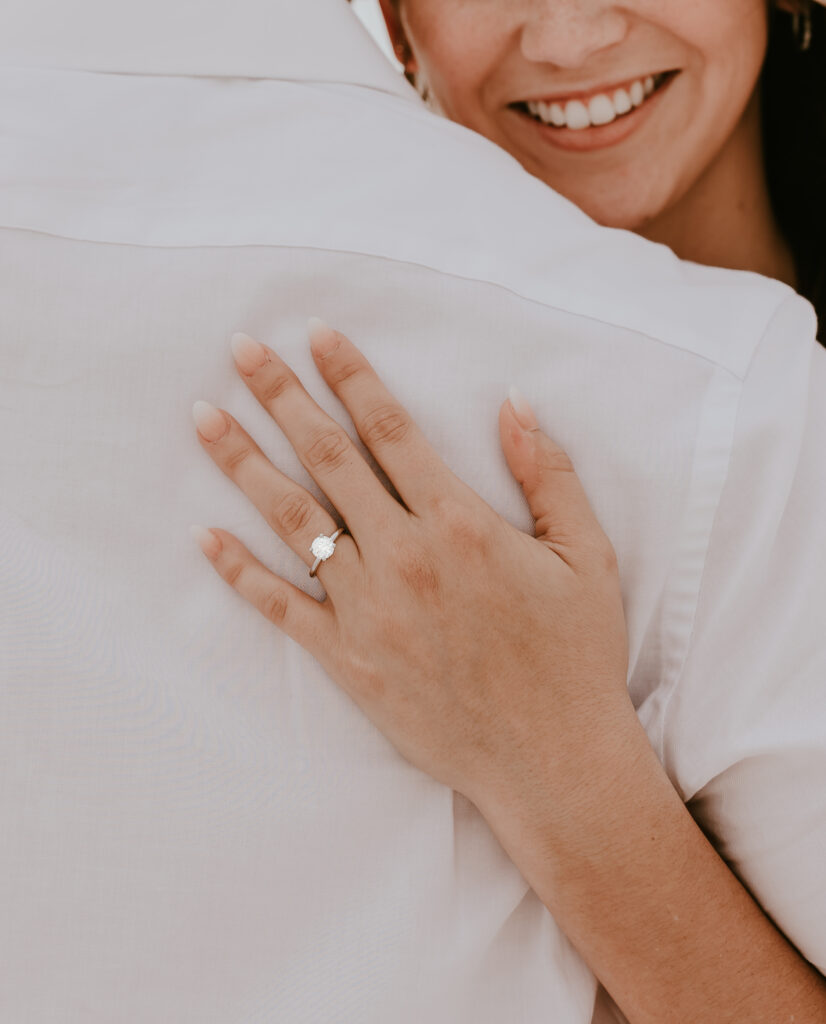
[1,0,414,100]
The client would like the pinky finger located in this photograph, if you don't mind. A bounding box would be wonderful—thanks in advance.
[190,524,333,655]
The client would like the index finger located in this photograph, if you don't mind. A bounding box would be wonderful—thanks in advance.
[307,319,462,518]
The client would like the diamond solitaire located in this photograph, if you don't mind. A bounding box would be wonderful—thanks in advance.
[309,527,347,577]
[310,535,336,560]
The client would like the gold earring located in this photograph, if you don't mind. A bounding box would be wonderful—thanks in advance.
[792,1,813,50]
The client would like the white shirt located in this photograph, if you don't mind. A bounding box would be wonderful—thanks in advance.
[1,2,824,1021]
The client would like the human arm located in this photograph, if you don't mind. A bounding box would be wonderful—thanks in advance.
[191,319,826,1023]
[483,320,826,1024]
[476,703,826,1024]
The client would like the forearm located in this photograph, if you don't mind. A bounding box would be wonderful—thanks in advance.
[479,704,826,1024]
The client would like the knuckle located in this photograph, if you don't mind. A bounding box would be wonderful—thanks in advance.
[262,587,289,624]
[596,538,619,575]
[272,491,316,538]
[346,648,386,701]
[576,534,619,581]
[361,404,411,449]
[423,489,451,521]
[261,371,294,404]
[305,427,351,473]
[438,500,492,553]
[327,356,364,388]
[225,560,245,588]
[224,443,253,472]
[536,445,576,478]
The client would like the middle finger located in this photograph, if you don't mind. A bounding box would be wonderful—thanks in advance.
[230,332,406,541]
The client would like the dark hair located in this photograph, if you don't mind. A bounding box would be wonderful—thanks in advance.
[762,2,826,340]
[354,0,825,340]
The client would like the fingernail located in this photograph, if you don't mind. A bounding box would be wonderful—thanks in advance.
[231,331,269,376]
[308,317,339,359]
[192,399,229,442]
[508,384,538,431]
[190,524,221,559]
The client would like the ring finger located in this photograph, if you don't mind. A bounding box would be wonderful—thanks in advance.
[191,399,360,587]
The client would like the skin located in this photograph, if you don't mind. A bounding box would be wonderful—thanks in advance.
[377,0,801,286]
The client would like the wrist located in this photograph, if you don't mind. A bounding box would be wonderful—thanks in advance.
[474,700,658,907]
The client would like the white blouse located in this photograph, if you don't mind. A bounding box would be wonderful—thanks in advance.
[1,1,823,1022]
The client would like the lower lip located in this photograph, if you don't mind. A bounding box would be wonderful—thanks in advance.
[510,74,677,153]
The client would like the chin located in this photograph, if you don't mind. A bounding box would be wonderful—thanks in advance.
[581,204,655,232]
[543,179,671,233]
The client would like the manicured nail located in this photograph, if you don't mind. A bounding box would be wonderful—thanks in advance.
[230,331,269,375]
[190,524,221,559]
[508,384,539,431]
[308,317,339,359]
[192,400,229,442]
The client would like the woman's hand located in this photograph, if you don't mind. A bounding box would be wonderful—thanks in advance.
[190,319,634,814]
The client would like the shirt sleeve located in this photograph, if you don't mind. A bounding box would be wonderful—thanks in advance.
[660,293,826,975]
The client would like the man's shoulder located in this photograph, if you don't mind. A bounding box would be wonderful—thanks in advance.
[0,66,814,377]
[312,81,810,378]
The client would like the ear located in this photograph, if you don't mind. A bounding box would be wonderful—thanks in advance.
[377,0,418,71]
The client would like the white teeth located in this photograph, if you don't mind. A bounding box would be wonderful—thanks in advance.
[564,99,590,130]
[526,74,663,129]
[588,94,616,126]
[613,88,632,115]
[549,102,566,126]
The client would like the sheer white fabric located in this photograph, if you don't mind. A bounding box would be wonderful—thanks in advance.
[1,1,824,1021]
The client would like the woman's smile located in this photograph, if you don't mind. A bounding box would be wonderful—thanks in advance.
[383,0,789,251]
[507,69,680,152]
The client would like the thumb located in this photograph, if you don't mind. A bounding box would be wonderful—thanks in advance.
[499,386,613,567]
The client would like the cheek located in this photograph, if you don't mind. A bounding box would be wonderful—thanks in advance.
[663,9,768,192]
[405,7,508,124]
[420,48,482,122]
[681,0,768,46]
[659,0,769,135]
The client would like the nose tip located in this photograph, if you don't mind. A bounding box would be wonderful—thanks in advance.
[520,7,630,68]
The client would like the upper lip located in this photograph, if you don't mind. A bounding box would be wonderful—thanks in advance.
[518,69,675,107]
